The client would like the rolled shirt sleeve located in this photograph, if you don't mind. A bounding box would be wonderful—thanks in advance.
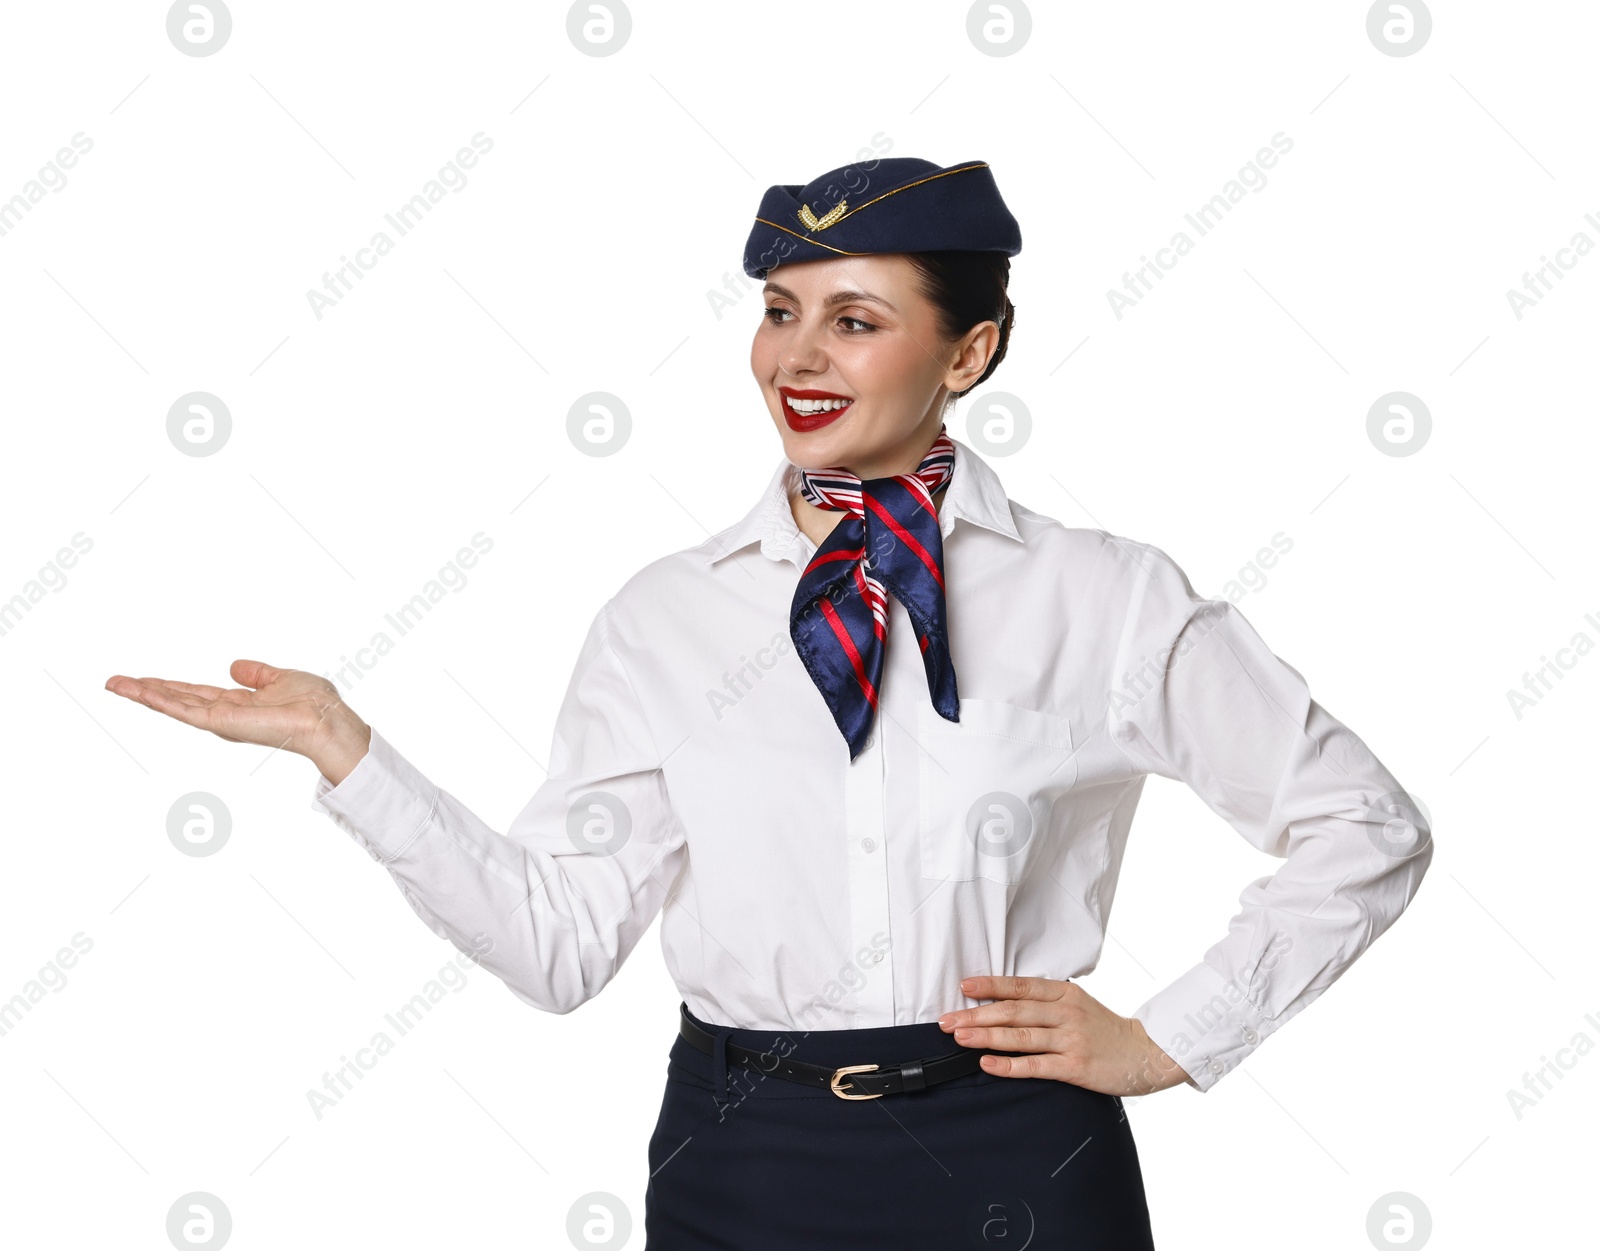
[1109,542,1433,1092]
[310,600,688,1015]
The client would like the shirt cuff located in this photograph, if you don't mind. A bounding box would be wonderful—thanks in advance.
[1131,960,1272,1093]
[309,727,438,864]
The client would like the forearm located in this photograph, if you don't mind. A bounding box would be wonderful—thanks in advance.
[312,726,687,1013]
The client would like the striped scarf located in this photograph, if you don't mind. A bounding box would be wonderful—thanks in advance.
[788,426,959,759]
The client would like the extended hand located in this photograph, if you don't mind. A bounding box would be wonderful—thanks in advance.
[105,660,371,785]
[938,975,1193,1095]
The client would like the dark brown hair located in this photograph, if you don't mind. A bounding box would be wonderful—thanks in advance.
[903,251,1014,407]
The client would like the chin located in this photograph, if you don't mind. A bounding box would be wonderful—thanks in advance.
[774,419,859,470]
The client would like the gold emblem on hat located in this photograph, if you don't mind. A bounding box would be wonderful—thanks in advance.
[797,199,847,231]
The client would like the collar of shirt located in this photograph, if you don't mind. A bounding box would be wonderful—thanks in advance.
[707,434,1026,569]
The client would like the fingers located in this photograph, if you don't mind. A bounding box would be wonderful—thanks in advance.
[106,676,231,707]
[950,975,1071,1024]
[128,679,218,709]
[947,1021,1080,1084]
[105,676,160,703]
[106,671,313,755]
[950,1023,1054,1053]
[959,974,1063,1003]
[107,678,218,730]
[135,677,238,702]
[231,659,284,689]
[972,1051,1056,1079]
[943,996,1061,1030]
[940,977,1080,1038]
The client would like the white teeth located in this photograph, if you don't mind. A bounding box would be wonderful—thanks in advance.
[788,396,852,413]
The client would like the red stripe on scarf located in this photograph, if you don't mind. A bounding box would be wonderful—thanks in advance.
[819,595,877,709]
[805,546,864,574]
[862,491,945,590]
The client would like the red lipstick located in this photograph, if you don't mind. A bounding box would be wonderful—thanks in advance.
[779,387,855,432]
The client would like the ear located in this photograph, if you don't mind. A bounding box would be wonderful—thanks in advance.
[944,320,1001,392]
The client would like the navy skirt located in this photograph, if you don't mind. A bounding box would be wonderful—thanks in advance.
[644,1004,1157,1249]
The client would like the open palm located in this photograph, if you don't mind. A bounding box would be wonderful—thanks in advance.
[105,659,365,769]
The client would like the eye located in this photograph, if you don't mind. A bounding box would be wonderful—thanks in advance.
[761,306,876,333]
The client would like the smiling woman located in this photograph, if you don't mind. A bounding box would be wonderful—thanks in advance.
[105,154,1431,1251]
[752,248,1013,482]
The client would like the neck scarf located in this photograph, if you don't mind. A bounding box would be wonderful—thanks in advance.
[789,426,959,759]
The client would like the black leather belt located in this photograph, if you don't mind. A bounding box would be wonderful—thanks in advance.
[678,1001,984,1099]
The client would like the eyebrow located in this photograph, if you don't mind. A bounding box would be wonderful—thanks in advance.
[762,282,897,313]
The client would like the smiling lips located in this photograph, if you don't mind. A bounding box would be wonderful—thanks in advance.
[780,388,855,432]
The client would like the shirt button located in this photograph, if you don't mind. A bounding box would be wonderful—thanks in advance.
[1209,1059,1224,1074]
[861,837,876,853]
[1243,1028,1259,1044]
[870,950,883,963]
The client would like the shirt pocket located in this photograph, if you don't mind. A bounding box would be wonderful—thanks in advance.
[916,697,1079,885]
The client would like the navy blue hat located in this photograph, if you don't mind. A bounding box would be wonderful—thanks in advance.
[742,157,1021,280]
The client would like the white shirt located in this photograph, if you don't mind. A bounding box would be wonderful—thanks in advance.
[311,435,1432,1093]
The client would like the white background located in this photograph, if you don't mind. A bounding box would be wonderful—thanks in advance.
[2,1,1594,1247]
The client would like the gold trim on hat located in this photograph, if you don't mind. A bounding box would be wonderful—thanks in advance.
[783,161,991,242]
[753,161,995,266]
[830,162,990,226]
[753,217,870,257]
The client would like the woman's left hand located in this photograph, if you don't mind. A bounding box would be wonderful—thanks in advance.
[938,975,1192,1096]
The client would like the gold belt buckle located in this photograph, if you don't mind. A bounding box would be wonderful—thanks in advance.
[830,1063,882,1100]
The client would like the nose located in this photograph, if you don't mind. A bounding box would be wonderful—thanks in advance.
[779,313,829,378]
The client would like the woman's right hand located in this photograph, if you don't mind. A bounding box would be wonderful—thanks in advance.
[105,660,372,786]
